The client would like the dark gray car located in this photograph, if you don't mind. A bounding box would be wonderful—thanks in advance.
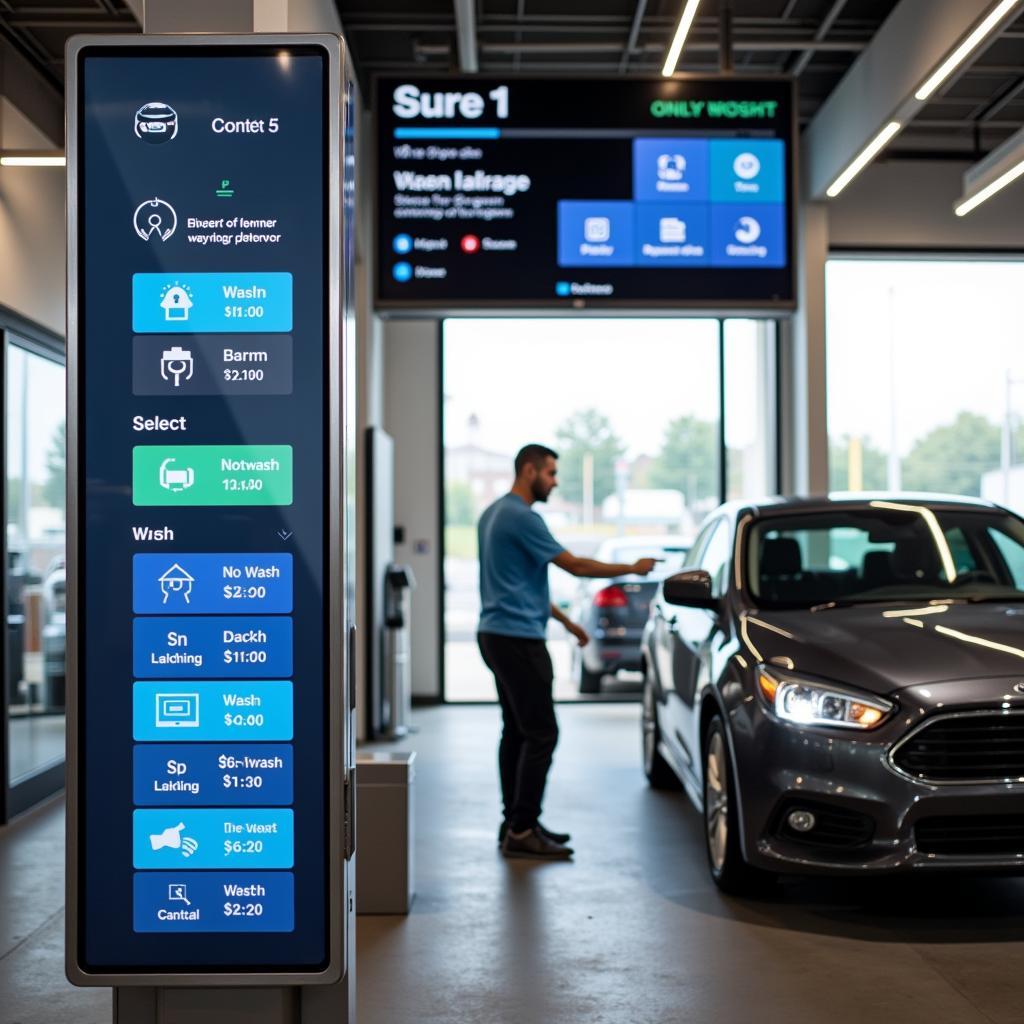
[642,494,1024,892]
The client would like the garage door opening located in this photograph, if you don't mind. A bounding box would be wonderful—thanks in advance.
[442,317,776,702]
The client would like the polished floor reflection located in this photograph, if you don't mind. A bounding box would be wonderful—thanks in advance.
[8,716,65,783]
[5,706,1024,1023]
[358,704,1024,1024]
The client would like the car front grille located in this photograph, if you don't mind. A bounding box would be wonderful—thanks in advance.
[891,711,1024,784]
[916,814,1024,856]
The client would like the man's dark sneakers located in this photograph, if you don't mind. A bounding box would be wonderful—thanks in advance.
[501,826,574,860]
[498,821,571,846]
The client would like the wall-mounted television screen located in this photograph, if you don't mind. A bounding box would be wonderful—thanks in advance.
[376,76,795,310]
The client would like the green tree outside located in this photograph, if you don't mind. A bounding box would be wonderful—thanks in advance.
[902,412,1000,496]
[648,415,718,508]
[829,435,888,491]
[553,409,626,506]
[445,479,476,527]
[43,421,66,509]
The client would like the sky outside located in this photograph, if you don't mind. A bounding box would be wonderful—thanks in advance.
[445,259,1024,467]
[444,317,723,460]
[827,259,1024,455]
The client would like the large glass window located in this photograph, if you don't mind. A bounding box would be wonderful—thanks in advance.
[443,317,776,702]
[5,337,66,789]
[725,319,776,500]
[827,258,1024,503]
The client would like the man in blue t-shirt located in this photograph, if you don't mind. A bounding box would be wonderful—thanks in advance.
[478,444,658,859]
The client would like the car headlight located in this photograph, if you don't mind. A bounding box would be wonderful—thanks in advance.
[757,667,893,730]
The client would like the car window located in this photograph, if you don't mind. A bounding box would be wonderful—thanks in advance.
[989,527,1024,588]
[749,508,1024,608]
[944,527,979,576]
[686,520,717,568]
[699,520,732,598]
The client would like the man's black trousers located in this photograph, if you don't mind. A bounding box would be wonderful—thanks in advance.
[478,631,559,833]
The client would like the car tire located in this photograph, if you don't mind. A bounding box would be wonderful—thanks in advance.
[642,679,679,790]
[703,714,774,895]
[575,647,603,693]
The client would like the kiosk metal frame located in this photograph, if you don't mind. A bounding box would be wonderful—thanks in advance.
[64,34,354,1003]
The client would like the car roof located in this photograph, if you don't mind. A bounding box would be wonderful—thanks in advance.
[710,492,1006,523]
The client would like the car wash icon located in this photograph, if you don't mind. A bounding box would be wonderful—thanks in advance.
[159,563,195,604]
[150,823,199,858]
[135,102,178,144]
[160,281,193,322]
[160,346,194,388]
[134,197,177,242]
[159,457,194,493]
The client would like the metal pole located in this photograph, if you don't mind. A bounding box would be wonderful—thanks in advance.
[886,286,901,491]
[719,0,734,73]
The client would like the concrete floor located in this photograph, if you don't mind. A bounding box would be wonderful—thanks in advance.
[5,704,1024,1023]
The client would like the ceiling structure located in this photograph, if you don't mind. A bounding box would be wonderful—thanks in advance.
[0,0,138,92]
[335,0,1024,158]
[0,1,1021,160]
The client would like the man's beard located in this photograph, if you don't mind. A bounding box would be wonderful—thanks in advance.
[531,481,550,503]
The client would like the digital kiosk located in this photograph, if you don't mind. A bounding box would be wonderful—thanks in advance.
[65,34,355,1021]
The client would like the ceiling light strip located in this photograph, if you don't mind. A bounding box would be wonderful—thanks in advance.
[955,156,1024,215]
[661,0,702,77]
[0,155,66,167]
[825,120,902,198]
[915,0,1024,101]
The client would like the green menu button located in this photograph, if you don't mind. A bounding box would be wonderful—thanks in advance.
[133,445,293,506]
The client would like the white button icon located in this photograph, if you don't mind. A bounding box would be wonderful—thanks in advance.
[733,153,761,180]
[734,216,762,244]
[584,217,611,243]
[134,197,177,242]
[657,153,686,182]
[659,217,687,243]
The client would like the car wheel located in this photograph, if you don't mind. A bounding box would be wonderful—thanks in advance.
[703,715,773,895]
[576,648,603,693]
[642,679,679,789]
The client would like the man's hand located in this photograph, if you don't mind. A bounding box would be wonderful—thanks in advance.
[566,621,590,647]
[630,557,661,576]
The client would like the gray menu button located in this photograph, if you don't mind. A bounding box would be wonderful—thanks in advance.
[132,335,292,396]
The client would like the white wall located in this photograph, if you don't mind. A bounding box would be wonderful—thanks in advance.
[383,319,441,699]
[0,99,66,336]
[829,159,1024,250]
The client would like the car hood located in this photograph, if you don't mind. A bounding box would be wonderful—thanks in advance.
[738,601,1024,696]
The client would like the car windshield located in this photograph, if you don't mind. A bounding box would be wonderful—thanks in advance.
[747,506,1024,609]
[604,542,690,578]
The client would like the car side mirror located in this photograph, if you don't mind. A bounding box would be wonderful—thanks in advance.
[662,569,716,609]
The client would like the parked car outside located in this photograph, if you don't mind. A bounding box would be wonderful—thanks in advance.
[642,494,1024,892]
[570,535,689,693]
[41,556,66,711]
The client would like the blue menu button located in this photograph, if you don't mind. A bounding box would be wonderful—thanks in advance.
[132,273,293,333]
[133,872,294,932]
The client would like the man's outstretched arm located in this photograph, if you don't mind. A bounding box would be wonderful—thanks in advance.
[552,551,659,579]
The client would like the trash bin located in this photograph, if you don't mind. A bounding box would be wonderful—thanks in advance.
[382,564,415,739]
[356,751,415,915]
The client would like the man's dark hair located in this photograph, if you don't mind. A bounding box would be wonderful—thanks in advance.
[514,444,558,477]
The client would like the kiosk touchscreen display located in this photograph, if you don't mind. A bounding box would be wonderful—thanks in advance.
[74,44,330,973]
[376,77,795,308]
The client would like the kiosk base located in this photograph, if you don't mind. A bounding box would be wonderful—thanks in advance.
[113,979,353,1024]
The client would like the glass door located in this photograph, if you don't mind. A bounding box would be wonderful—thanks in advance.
[3,332,66,820]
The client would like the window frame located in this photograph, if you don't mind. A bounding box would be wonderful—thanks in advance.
[1,310,66,824]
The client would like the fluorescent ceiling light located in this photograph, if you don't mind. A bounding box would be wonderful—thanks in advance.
[915,0,1023,101]
[825,121,902,198]
[661,0,702,77]
[955,123,1024,215]
[956,160,1024,216]
[1,152,65,167]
